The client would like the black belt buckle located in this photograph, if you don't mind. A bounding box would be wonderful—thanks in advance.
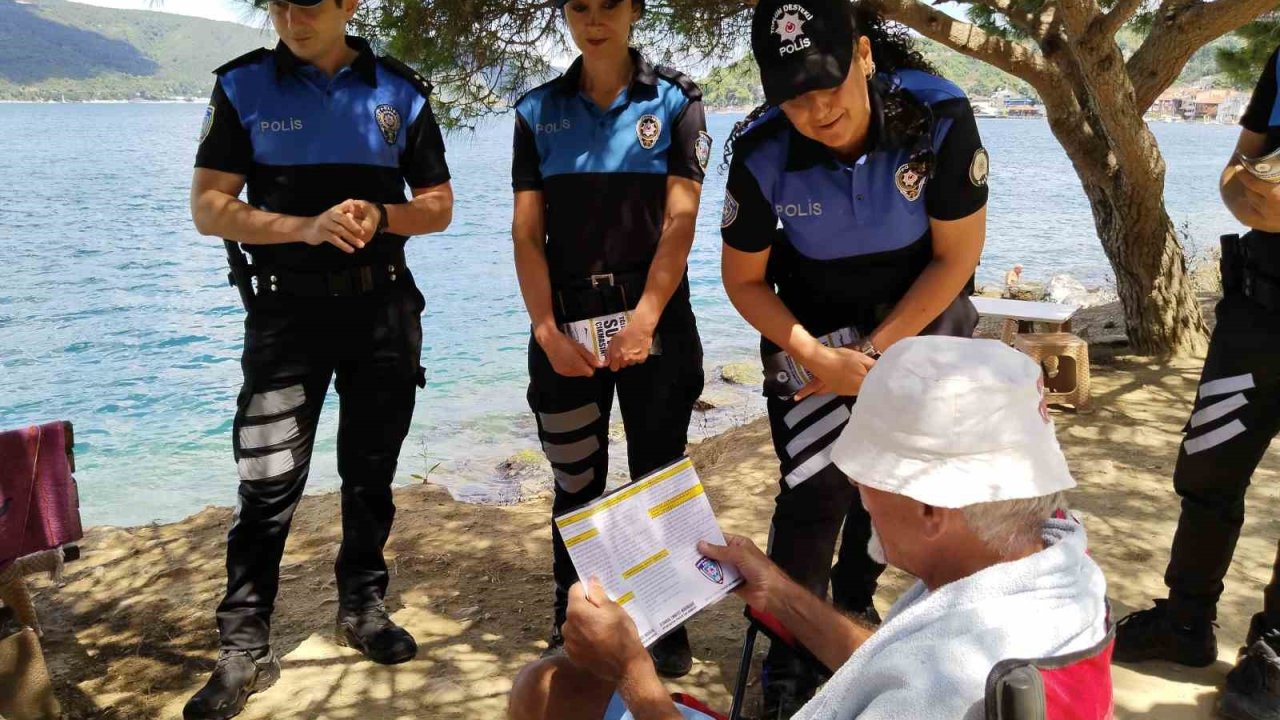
[328,270,353,297]
[590,273,615,289]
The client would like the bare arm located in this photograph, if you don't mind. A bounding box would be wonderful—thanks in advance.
[769,570,876,670]
[1221,129,1280,232]
[512,190,558,344]
[633,177,701,330]
[512,190,599,377]
[721,243,828,367]
[190,168,367,253]
[700,535,872,671]
[605,176,702,370]
[868,205,987,350]
[385,181,454,236]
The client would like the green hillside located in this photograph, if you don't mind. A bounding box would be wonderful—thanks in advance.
[0,0,274,101]
[700,34,1246,109]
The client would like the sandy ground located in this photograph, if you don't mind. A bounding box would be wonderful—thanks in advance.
[21,291,1280,720]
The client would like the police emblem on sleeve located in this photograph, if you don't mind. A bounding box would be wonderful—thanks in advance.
[695,131,713,171]
[970,148,990,187]
[894,162,928,202]
[696,556,725,584]
[721,191,740,228]
[374,104,402,146]
[637,114,662,150]
[199,104,215,143]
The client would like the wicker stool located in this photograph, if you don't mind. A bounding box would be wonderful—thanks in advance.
[1013,332,1093,413]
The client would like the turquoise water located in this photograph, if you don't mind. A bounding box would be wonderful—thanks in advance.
[0,104,1239,526]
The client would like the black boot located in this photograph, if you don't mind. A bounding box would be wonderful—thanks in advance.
[335,605,418,665]
[183,649,281,720]
[1114,599,1217,667]
[650,625,693,678]
[1221,614,1280,720]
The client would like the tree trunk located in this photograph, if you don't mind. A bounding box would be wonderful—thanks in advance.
[1041,89,1210,357]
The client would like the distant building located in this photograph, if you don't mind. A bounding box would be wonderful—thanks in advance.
[1217,91,1251,125]
[1190,89,1232,120]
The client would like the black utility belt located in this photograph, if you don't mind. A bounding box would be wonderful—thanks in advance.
[554,271,647,324]
[228,250,408,302]
[1222,234,1280,313]
[554,271,661,361]
[762,325,863,398]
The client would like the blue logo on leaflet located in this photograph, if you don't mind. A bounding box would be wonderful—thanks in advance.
[696,556,725,584]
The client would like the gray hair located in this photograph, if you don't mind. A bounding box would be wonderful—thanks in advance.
[960,492,1068,556]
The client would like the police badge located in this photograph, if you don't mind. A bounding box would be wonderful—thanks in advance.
[696,556,725,585]
[721,191,739,228]
[636,114,662,150]
[970,148,990,187]
[199,104,215,143]
[374,104,402,146]
[695,131,712,171]
[894,162,927,202]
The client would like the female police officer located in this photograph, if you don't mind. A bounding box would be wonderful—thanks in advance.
[720,0,988,713]
[186,1,452,717]
[510,0,710,678]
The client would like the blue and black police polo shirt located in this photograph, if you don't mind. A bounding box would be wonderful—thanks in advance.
[720,69,988,335]
[511,49,710,324]
[195,36,450,271]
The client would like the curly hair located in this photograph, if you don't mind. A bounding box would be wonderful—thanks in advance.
[721,1,937,169]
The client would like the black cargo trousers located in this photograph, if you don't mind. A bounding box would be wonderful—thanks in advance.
[528,309,705,628]
[1165,233,1280,627]
[216,277,426,652]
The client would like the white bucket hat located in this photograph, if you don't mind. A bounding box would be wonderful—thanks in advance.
[830,336,1075,508]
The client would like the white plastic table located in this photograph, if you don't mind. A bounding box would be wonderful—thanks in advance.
[971,297,1078,343]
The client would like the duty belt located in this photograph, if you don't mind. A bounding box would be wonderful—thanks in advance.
[554,270,647,323]
[224,240,407,306]
[1222,234,1280,313]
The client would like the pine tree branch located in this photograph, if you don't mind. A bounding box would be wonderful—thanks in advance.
[1129,0,1278,108]
[1097,0,1146,37]
[869,0,1055,88]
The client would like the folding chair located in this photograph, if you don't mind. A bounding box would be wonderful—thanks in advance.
[984,624,1116,720]
[728,606,832,720]
[727,605,1114,720]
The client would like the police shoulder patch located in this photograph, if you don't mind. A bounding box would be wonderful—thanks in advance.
[199,104,215,143]
[378,55,434,98]
[970,148,990,187]
[721,191,740,228]
[213,47,272,76]
[656,66,702,101]
[695,131,713,171]
[895,162,927,202]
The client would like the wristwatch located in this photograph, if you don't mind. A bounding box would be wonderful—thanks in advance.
[373,202,389,235]
[856,337,882,360]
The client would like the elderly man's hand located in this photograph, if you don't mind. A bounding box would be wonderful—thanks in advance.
[697,535,781,613]
[562,578,652,683]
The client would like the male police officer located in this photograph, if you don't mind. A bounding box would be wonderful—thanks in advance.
[1116,44,1280,720]
[186,1,452,717]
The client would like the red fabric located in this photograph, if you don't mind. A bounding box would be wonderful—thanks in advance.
[670,693,728,720]
[0,422,82,566]
[1042,639,1115,720]
[748,607,799,648]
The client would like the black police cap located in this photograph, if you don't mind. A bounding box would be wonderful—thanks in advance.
[751,0,855,106]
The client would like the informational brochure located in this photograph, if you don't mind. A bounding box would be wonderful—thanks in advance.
[762,325,861,397]
[553,457,742,647]
[1238,147,1280,183]
[561,311,662,364]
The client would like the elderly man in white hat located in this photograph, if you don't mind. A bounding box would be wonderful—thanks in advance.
[507,336,1109,720]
